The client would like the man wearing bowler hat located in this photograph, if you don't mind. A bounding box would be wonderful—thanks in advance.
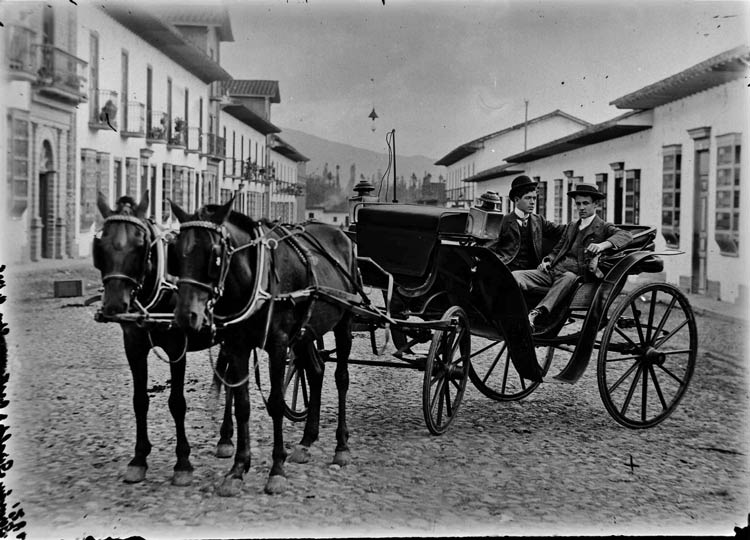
[513,183,633,332]
[487,175,565,272]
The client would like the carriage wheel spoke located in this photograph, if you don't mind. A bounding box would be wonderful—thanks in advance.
[619,363,644,417]
[444,382,453,418]
[614,325,639,349]
[290,371,301,410]
[630,302,646,345]
[481,343,507,385]
[518,370,527,390]
[654,319,689,349]
[655,363,686,386]
[501,348,511,394]
[607,359,640,393]
[648,364,668,411]
[651,296,677,345]
[606,354,642,362]
[641,365,649,422]
[471,340,500,358]
[645,290,657,343]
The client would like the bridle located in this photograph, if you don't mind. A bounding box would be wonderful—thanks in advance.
[96,214,154,293]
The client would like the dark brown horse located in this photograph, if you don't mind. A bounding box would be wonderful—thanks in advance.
[93,191,236,486]
[169,197,358,495]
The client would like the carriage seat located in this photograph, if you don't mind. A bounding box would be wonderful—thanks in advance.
[597,224,663,275]
[356,204,467,284]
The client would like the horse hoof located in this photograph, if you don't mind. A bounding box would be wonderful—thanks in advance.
[333,450,351,467]
[217,476,243,497]
[123,465,147,484]
[216,442,234,459]
[172,470,193,486]
[287,445,311,464]
[264,475,287,495]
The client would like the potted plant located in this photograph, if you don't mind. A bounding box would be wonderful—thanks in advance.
[99,99,118,124]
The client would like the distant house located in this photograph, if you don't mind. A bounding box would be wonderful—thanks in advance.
[305,205,349,227]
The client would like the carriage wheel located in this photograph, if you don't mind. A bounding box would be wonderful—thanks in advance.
[597,283,697,428]
[468,331,554,401]
[422,306,471,435]
[369,323,391,356]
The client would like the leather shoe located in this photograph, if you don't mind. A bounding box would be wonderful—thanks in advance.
[528,308,543,332]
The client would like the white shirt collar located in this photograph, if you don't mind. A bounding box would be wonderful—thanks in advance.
[579,215,596,230]
[514,208,530,220]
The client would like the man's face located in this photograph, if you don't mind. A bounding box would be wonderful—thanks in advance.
[574,195,598,219]
[515,190,537,214]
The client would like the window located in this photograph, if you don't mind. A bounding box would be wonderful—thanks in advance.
[121,50,128,131]
[89,32,99,123]
[535,178,547,218]
[166,77,172,140]
[113,158,122,198]
[715,133,741,255]
[661,146,681,248]
[7,110,30,217]
[308,212,314,219]
[624,169,640,224]
[595,173,608,220]
[333,216,338,223]
[146,66,153,134]
[553,179,563,222]
[161,163,172,222]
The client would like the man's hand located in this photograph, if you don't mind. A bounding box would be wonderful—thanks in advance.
[586,241,612,254]
[537,260,551,273]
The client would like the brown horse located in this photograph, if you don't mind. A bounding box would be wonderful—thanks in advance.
[93,191,236,486]
[169,197,358,495]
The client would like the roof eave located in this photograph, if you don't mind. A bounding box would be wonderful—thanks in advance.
[223,105,281,135]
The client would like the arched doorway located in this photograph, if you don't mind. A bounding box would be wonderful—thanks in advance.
[39,140,55,259]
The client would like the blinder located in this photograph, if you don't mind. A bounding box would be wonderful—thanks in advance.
[92,236,104,270]
[166,239,180,277]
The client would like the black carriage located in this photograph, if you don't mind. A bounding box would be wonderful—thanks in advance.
[282,202,697,434]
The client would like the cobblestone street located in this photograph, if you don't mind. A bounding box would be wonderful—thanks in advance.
[2,264,749,539]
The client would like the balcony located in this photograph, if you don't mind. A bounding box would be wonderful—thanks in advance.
[167,118,187,149]
[121,101,146,138]
[7,24,37,82]
[33,44,87,103]
[186,127,202,153]
[146,110,168,143]
[89,89,119,131]
[205,132,226,160]
[276,180,305,197]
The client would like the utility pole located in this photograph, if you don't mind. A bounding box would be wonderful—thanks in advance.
[392,129,397,203]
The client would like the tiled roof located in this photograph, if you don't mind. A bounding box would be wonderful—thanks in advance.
[611,45,750,110]
[435,110,591,166]
[224,80,280,103]
[463,163,525,183]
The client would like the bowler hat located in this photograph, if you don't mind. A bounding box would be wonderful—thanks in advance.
[509,175,538,199]
[567,183,606,200]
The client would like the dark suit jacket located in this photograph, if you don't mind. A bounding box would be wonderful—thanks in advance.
[545,215,633,274]
[488,213,566,269]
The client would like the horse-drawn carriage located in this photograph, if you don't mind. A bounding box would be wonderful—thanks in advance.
[91,191,696,494]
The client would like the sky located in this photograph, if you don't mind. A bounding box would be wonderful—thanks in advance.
[219,0,749,159]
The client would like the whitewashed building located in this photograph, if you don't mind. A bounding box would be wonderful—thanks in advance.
[305,206,349,228]
[435,110,590,210]
[503,46,750,304]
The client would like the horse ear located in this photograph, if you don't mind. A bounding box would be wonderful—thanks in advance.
[97,191,113,218]
[215,196,235,224]
[136,191,150,218]
[169,199,190,223]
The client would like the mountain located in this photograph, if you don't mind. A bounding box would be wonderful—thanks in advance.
[277,127,443,193]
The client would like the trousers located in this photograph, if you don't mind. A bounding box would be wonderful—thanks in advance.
[512,266,578,315]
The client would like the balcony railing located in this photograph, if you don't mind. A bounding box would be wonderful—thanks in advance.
[205,133,226,159]
[89,89,119,130]
[276,180,305,197]
[186,127,202,153]
[121,101,145,137]
[34,43,87,102]
[7,24,37,81]
[146,110,168,142]
[168,120,186,148]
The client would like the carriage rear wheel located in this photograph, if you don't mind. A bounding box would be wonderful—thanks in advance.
[468,330,554,401]
[597,283,697,428]
[422,306,471,435]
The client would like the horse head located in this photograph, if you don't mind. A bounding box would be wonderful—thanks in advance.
[169,196,246,332]
[93,191,153,317]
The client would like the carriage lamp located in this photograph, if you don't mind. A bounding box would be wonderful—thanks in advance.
[466,190,504,240]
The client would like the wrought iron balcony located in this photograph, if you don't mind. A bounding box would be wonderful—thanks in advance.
[121,101,146,138]
[205,133,226,159]
[89,89,119,130]
[146,110,168,143]
[7,24,37,81]
[186,127,202,153]
[34,43,87,103]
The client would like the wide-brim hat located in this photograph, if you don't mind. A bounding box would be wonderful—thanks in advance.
[567,183,606,200]
[509,175,538,199]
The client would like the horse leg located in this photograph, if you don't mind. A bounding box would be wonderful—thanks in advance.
[332,317,353,466]
[288,340,324,464]
[264,339,290,495]
[165,334,193,486]
[217,347,251,497]
[122,329,152,483]
[214,347,235,459]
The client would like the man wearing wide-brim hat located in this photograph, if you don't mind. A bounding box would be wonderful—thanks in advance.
[487,175,565,272]
[513,182,633,332]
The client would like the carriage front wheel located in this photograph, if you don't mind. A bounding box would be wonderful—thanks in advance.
[598,283,697,428]
[422,306,471,435]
